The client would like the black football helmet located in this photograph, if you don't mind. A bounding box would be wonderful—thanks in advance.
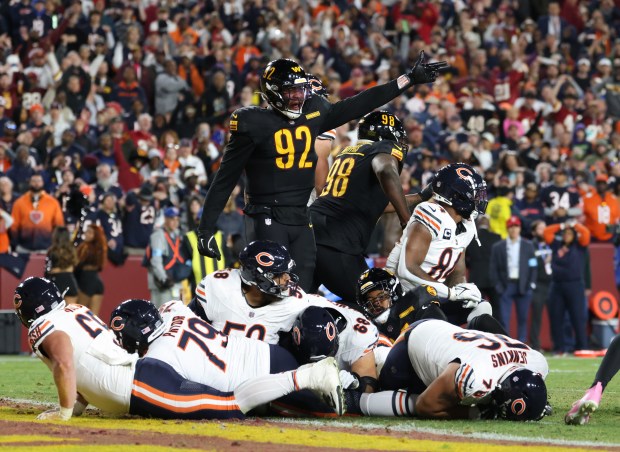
[14,277,65,327]
[432,163,488,219]
[291,306,340,364]
[109,299,166,355]
[239,240,299,298]
[307,73,328,97]
[492,367,548,421]
[357,110,409,154]
[356,268,404,320]
[260,58,310,119]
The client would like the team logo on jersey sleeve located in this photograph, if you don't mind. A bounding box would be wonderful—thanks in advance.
[255,252,275,267]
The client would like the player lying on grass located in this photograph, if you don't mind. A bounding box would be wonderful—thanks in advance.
[111,298,344,416]
[345,318,550,421]
[565,333,620,425]
[14,277,343,420]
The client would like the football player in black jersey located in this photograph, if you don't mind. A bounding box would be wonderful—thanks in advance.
[310,111,427,301]
[196,55,449,291]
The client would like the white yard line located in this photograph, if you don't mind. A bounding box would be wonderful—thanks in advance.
[272,418,620,448]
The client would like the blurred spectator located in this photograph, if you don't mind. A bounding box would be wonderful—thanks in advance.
[530,220,553,351]
[155,59,188,121]
[541,168,582,224]
[0,176,16,217]
[583,173,620,242]
[515,182,545,235]
[490,216,537,343]
[198,69,231,126]
[123,183,156,254]
[45,226,78,305]
[466,215,502,320]
[87,191,125,266]
[544,220,591,355]
[487,183,514,239]
[75,223,106,316]
[11,173,64,252]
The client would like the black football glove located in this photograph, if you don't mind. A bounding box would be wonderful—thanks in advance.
[196,229,222,260]
[405,51,450,86]
[419,179,434,202]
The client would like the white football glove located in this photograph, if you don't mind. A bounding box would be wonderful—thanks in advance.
[339,370,360,390]
[36,406,72,421]
[448,283,482,308]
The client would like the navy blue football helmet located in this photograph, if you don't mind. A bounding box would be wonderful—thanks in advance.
[110,299,166,355]
[260,58,310,119]
[307,73,328,97]
[492,367,548,421]
[358,110,409,154]
[432,163,487,219]
[291,306,340,364]
[14,277,65,327]
[356,268,404,320]
[239,240,299,298]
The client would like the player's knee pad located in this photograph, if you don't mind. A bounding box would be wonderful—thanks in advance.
[467,313,508,336]
[466,300,493,322]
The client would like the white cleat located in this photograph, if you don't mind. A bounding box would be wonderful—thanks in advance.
[296,357,345,416]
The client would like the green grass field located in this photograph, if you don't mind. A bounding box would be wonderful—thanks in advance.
[1,354,619,448]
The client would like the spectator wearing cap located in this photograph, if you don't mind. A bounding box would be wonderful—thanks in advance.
[583,173,620,242]
[490,216,537,342]
[574,58,592,92]
[11,172,65,253]
[146,206,190,307]
[25,103,46,137]
[43,102,70,146]
[541,168,582,224]
[23,47,57,90]
[515,182,545,234]
[177,137,207,184]
[543,219,591,354]
[123,183,156,254]
[197,69,231,127]
[155,59,189,121]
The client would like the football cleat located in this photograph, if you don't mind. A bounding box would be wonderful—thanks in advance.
[295,357,345,416]
[565,382,602,425]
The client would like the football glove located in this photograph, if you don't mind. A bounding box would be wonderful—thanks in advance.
[196,229,221,260]
[36,406,72,421]
[405,51,450,86]
[419,179,434,202]
[448,283,482,307]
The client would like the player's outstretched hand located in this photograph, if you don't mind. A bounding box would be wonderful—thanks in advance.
[448,283,482,307]
[405,51,450,86]
[196,229,222,260]
[36,407,72,421]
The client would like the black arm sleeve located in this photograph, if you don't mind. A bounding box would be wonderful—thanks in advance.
[198,134,254,231]
[320,80,402,133]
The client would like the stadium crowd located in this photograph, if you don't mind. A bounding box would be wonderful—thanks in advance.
[1,0,620,355]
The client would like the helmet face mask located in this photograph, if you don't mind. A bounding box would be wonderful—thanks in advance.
[109,299,166,355]
[291,306,339,363]
[260,59,310,119]
[239,240,299,299]
[492,367,548,421]
[356,268,403,320]
[14,277,66,327]
[357,110,409,155]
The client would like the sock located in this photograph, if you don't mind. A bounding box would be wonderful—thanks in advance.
[593,334,620,391]
[359,390,417,417]
[234,371,296,413]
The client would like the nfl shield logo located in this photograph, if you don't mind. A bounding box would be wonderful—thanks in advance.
[265,218,272,226]
[249,312,255,318]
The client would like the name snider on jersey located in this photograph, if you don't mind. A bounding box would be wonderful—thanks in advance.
[307,295,379,371]
[388,201,476,290]
[195,268,311,344]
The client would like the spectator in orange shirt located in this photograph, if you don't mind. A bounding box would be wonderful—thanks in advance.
[583,173,620,242]
[169,17,199,46]
[233,31,261,72]
[0,206,13,253]
[11,173,65,253]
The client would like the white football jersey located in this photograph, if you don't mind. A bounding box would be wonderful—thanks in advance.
[29,304,137,413]
[404,320,548,405]
[147,300,271,392]
[387,201,477,292]
[196,270,377,370]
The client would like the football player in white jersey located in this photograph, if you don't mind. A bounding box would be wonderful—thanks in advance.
[347,319,550,421]
[386,163,492,324]
[110,298,345,416]
[14,277,247,420]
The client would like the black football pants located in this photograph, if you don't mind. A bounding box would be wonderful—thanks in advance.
[312,244,368,303]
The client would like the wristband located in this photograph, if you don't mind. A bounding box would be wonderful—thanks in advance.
[59,406,73,420]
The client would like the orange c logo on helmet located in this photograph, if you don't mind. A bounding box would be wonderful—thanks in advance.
[13,294,22,309]
[511,398,526,416]
[326,321,336,341]
[110,316,125,331]
[255,252,275,267]
[456,167,473,180]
